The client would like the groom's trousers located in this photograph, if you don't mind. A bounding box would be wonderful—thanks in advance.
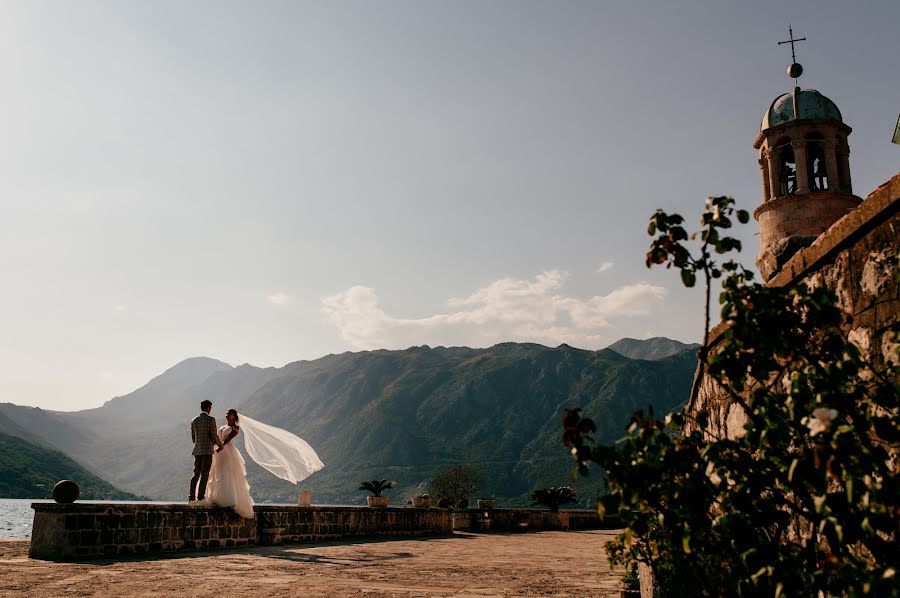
[190,454,214,500]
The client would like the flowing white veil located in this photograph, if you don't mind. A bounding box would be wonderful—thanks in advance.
[238,415,324,484]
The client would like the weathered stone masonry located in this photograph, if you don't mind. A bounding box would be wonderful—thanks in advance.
[690,173,899,438]
[29,502,606,561]
[30,503,259,560]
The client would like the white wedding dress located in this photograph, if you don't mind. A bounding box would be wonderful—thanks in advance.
[204,425,255,518]
[203,416,325,519]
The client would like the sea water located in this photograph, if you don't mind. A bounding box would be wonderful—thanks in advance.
[0,498,52,539]
[0,498,173,539]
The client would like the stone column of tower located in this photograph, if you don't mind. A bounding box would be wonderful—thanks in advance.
[752,74,862,281]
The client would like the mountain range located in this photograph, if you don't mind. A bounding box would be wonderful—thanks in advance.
[606,337,699,361]
[0,338,697,505]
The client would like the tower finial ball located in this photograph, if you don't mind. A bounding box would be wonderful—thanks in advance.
[787,63,803,79]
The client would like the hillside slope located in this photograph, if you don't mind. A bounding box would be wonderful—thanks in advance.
[0,425,142,500]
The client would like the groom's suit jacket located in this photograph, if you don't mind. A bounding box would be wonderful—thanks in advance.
[191,412,222,456]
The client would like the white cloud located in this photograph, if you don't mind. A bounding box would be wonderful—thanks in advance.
[321,270,667,350]
[267,292,290,306]
[114,305,126,312]
[596,261,615,273]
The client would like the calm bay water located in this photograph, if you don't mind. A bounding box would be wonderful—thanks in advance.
[0,499,51,539]
[0,499,178,539]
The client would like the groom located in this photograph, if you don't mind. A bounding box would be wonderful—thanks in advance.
[189,399,224,502]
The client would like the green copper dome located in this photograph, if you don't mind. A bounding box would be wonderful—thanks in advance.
[761,88,842,130]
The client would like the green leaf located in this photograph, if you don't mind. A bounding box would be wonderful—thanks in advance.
[681,269,696,288]
[737,209,750,223]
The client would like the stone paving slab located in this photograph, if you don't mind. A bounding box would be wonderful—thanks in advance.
[0,530,624,597]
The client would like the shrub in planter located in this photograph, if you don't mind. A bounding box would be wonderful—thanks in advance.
[358,479,395,507]
[530,487,577,513]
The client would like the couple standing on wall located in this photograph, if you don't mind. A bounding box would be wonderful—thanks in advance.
[189,399,324,518]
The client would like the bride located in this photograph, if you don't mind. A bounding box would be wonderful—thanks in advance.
[204,408,324,518]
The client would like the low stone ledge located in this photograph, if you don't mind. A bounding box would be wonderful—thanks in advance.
[29,503,454,561]
[253,505,452,546]
[30,503,257,561]
[29,503,606,561]
[452,508,614,533]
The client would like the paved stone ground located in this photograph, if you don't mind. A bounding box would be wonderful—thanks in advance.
[0,530,623,597]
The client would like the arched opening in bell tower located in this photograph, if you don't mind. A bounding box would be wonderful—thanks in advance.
[806,132,829,191]
[775,139,797,195]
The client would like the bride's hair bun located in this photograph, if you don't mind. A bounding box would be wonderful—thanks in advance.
[226,408,239,423]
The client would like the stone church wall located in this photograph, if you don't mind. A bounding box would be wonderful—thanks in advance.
[689,173,899,438]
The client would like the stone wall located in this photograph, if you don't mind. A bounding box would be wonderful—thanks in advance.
[30,503,257,560]
[690,172,899,438]
[753,190,862,280]
[451,508,611,533]
[29,503,610,561]
[29,503,451,561]
[254,505,452,545]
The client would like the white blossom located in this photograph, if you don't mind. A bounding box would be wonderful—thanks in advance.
[807,408,838,437]
[705,462,722,487]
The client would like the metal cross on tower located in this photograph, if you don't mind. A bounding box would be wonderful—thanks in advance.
[778,25,806,63]
[779,26,807,83]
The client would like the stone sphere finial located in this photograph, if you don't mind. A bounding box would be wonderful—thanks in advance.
[52,480,80,503]
[787,62,803,79]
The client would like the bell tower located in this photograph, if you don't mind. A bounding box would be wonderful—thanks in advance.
[753,28,862,281]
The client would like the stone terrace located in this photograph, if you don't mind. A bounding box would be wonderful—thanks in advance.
[2,530,625,597]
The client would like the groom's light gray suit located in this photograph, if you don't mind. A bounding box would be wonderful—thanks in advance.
[189,411,224,501]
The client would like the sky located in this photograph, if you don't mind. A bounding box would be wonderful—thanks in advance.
[1,1,898,411]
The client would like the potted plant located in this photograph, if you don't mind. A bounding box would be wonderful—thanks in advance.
[412,493,432,508]
[359,479,396,507]
[476,497,495,509]
[530,486,577,513]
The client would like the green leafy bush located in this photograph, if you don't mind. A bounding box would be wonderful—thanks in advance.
[530,486,578,512]
[564,197,899,597]
[430,464,481,506]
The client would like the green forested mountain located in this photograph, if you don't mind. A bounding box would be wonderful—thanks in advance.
[0,339,696,505]
[0,417,142,500]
